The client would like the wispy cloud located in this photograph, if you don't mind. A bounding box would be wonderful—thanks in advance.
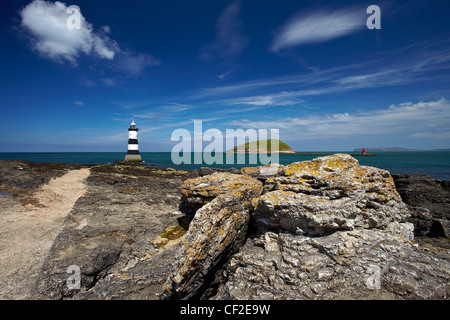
[271,7,365,52]
[200,0,248,62]
[217,65,240,80]
[193,72,335,100]
[196,68,409,108]
[192,43,450,109]
[222,92,304,107]
[228,98,450,140]
[115,100,193,113]
[108,50,161,76]
[19,0,119,64]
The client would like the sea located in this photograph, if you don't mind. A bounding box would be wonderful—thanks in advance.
[0,151,449,180]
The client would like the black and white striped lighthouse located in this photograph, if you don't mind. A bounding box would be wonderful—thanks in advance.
[124,120,142,161]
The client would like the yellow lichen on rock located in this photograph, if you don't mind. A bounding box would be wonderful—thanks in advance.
[282,153,358,177]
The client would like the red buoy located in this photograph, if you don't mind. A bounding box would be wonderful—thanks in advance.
[362,148,366,154]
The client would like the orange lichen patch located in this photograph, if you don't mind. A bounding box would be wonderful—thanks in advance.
[283,154,358,176]
[121,188,137,194]
[112,272,145,280]
[180,172,262,199]
[104,233,134,244]
[259,190,297,207]
[241,167,260,176]
[251,197,259,210]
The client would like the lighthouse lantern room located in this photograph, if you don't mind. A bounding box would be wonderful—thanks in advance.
[124,120,142,161]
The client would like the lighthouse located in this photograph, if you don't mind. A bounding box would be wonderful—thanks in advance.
[124,120,142,162]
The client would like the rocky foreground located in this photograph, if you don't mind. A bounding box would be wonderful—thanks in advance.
[0,154,449,300]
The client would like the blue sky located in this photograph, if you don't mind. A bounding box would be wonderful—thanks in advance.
[1,0,450,152]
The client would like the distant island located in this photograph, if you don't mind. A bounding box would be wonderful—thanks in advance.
[354,147,450,152]
[226,139,295,154]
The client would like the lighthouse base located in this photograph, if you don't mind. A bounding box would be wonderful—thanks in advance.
[124,154,142,162]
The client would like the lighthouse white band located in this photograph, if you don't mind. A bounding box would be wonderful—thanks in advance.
[129,131,138,139]
[128,144,139,151]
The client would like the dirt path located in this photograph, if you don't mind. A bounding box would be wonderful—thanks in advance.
[0,168,90,299]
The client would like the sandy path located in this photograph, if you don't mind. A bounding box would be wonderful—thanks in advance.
[0,168,90,299]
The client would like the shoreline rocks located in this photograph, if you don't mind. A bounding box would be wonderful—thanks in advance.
[164,172,263,299]
[164,154,449,300]
[0,157,448,300]
[8,164,198,300]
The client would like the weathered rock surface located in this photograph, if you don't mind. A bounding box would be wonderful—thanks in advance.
[241,163,284,186]
[392,174,450,237]
[164,173,263,299]
[31,165,197,299]
[0,160,82,212]
[198,167,240,177]
[179,172,262,214]
[215,222,449,300]
[211,155,449,299]
[254,154,410,235]
[0,160,81,192]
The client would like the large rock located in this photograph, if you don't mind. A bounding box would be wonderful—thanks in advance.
[212,154,449,299]
[266,154,399,199]
[254,154,409,235]
[179,172,262,214]
[392,174,450,237]
[215,221,449,300]
[164,173,263,299]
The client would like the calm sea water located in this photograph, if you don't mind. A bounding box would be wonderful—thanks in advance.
[1,152,449,180]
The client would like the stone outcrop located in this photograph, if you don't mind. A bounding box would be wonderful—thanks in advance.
[179,172,262,214]
[3,157,448,300]
[215,221,449,300]
[165,154,449,300]
[164,172,263,299]
[254,154,410,235]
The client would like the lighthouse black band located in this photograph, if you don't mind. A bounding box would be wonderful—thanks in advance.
[127,150,140,155]
[128,128,139,132]
[128,139,138,144]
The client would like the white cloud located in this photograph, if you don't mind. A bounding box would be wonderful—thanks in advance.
[20,0,119,64]
[225,93,304,107]
[228,98,450,140]
[108,51,161,76]
[200,0,248,61]
[271,8,365,51]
